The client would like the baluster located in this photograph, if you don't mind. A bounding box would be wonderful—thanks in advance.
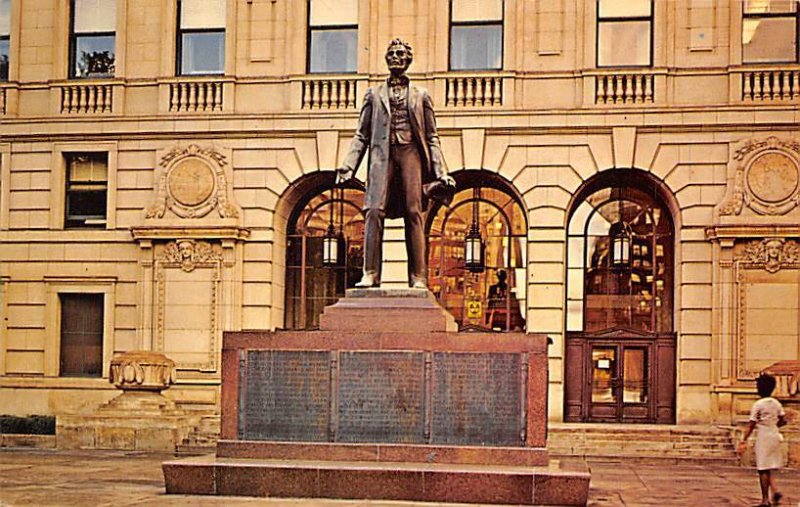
[196,83,206,111]
[495,77,503,105]
[179,83,187,111]
[485,78,494,106]
[311,80,321,108]
[445,79,453,106]
[188,83,197,111]
[61,88,70,113]
[754,72,764,101]
[216,82,223,110]
[644,74,655,102]
[87,85,96,113]
[792,72,800,99]
[742,72,752,101]
[596,77,605,104]
[77,86,87,113]
[464,78,473,106]
[97,86,105,113]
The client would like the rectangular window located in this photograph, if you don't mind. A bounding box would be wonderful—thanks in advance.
[59,293,104,377]
[742,0,798,63]
[65,153,108,228]
[0,0,10,81]
[178,0,225,75]
[69,0,116,78]
[308,0,358,73]
[450,0,503,70]
[597,0,653,67]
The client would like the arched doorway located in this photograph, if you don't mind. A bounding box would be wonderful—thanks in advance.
[284,178,365,329]
[564,170,676,423]
[427,171,527,331]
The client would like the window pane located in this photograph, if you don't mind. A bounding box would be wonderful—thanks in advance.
[310,0,358,26]
[309,28,357,73]
[450,24,502,70]
[67,189,107,220]
[181,31,225,74]
[69,154,108,182]
[60,293,104,377]
[598,21,651,66]
[743,17,796,62]
[180,0,225,29]
[744,0,796,14]
[598,0,652,18]
[452,0,503,22]
[0,0,10,35]
[74,0,116,33]
[74,35,115,77]
[0,38,8,81]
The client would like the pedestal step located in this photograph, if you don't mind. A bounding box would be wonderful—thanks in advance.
[163,455,590,506]
[319,288,457,332]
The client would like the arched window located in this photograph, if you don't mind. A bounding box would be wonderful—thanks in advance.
[285,185,364,329]
[564,171,676,424]
[427,172,527,331]
[567,184,673,333]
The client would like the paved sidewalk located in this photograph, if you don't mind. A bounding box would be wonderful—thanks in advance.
[0,449,798,506]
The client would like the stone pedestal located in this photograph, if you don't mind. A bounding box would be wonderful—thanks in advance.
[163,290,590,505]
[57,351,200,452]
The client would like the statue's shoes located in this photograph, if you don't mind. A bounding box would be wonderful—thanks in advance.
[410,278,426,289]
[355,274,379,287]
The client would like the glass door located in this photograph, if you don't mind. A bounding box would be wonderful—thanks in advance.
[588,343,651,422]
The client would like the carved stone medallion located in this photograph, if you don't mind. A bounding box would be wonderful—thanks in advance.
[167,158,216,207]
[746,152,798,204]
[719,137,800,216]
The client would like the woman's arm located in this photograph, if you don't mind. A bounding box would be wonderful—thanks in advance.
[738,420,757,454]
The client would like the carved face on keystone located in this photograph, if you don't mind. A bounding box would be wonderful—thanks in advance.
[385,41,412,76]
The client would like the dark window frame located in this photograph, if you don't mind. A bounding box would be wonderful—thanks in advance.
[59,292,104,378]
[448,0,504,71]
[596,0,654,68]
[64,152,108,229]
[68,0,116,79]
[742,2,800,64]
[176,0,226,76]
[306,0,358,74]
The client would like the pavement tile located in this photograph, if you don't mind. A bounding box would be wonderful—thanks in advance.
[0,448,798,507]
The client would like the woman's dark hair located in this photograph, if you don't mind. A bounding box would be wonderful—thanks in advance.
[756,373,776,398]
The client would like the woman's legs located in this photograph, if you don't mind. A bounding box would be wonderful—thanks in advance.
[758,470,770,504]
[769,470,781,504]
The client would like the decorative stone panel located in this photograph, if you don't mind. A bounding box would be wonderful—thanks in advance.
[146,144,241,222]
[718,136,800,217]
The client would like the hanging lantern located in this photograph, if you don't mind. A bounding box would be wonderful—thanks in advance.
[322,223,339,267]
[464,221,484,273]
[610,220,632,267]
[464,183,484,273]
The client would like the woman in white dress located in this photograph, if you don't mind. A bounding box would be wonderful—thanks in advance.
[739,374,787,506]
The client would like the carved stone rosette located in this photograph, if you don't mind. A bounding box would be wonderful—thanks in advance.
[109,351,177,392]
[146,144,240,220]
[719,136,800,216]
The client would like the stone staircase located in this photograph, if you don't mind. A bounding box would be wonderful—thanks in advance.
[548,423,739,465]
[177,415,220,454]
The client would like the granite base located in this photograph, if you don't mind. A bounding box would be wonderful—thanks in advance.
[162,454,590,506]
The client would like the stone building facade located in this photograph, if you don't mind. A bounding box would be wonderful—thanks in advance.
[0,0,798,426]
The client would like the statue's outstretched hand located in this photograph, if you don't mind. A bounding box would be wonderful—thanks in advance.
[441,174,456,188]
[335,167,354,186]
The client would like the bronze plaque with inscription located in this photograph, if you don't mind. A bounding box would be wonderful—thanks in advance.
[337,351,425,443]
[431,352,524,446]
[240,350,330,441]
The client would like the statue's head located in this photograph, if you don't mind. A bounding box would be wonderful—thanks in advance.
[385,38,413,75]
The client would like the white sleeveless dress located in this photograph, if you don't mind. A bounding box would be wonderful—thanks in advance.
[749,397,785,471]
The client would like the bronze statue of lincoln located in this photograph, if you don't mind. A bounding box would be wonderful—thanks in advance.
[337,38,454,288]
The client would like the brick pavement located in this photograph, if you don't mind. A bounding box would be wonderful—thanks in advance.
[0,449,798,506]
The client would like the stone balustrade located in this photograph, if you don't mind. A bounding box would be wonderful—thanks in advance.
[595,72,655,104]
[301,77,359,109]
[445,75,503,107]
[742,69,800,101]
[169,80,224,112]
[60,83,113,114]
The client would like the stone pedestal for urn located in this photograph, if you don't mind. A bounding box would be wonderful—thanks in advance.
[57,351,201,451]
